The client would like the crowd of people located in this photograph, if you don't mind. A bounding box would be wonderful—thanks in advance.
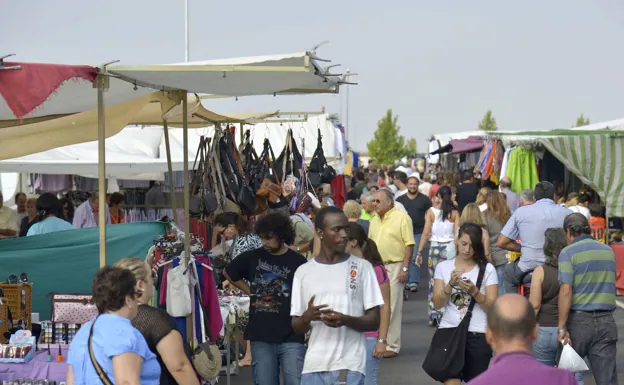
[0,191,129,238]
[2,163,620,385]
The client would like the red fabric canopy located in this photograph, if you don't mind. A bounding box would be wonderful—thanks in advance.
[450,136,484,154]
[0,62,97,119]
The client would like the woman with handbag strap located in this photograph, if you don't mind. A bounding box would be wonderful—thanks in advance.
[114,258,200,385]
[66,266,161,385]
[429,222,498,384]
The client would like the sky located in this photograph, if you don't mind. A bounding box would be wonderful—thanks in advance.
[5,0,624,153]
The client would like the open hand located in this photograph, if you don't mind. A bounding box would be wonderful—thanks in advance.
[302,295,330,323]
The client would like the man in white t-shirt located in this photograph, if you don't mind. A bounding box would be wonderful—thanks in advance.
[291,207,384,385]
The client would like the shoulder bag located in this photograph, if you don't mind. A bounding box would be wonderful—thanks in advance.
[421,265,486,382]
[88,316,114,385]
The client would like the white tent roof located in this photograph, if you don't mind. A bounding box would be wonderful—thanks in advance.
[0,114,341,179]
[108,52,340,96]
[0,50,341,121]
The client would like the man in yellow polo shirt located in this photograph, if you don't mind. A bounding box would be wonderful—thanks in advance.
[368,189,415,357]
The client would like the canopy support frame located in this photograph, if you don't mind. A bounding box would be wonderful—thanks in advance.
[96,74,109,267]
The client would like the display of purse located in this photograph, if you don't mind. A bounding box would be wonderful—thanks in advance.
[49,293,98,325]
[308,128,336,187]
[421,265,486,382]
[274,128,303,181]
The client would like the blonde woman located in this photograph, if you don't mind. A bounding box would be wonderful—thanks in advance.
[114,258,199,385]
[344,199,370,233]
[483,191,511,296]
[459,203,491,263]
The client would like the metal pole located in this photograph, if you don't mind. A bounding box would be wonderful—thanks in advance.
[184,0,190,62]
[182,95,190,264]
[97,75,108,267]
[163,120,178,218]
[345,69,350,145]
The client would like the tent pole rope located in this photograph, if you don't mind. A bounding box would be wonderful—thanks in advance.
[97,74,108,267]
[163,120,177,215]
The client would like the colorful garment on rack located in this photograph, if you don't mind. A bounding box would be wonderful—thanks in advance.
[330,175,346,208]
[505,147,539,194]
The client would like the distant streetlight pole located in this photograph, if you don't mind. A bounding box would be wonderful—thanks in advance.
[345,69,350,145]
[184,0,190,62]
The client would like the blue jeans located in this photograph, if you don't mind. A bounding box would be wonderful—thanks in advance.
[301,371,365,385]
[408,234,424,286]
[532,326,585,385]
[495,264,505,297]
[251,341,305,385]
[365,337,379,385]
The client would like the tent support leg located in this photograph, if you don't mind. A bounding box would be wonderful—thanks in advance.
[163,120,177,218]
[182,93,194,344]
[96,74,109,268]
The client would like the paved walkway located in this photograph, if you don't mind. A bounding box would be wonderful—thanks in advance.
[224,288,624,385]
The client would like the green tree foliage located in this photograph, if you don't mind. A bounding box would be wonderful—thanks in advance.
[367,109,417,165]
[478,110,498,131]
[574,114,590,127]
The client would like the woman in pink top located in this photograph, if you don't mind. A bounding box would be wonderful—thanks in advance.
[346,222,391,385]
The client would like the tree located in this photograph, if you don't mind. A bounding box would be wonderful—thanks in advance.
[574,114,590,127]
[478,110,498,131]
[367,109,417,165]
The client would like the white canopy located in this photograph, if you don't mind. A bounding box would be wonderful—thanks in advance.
[108,52,340,96]
[0,114,343,179]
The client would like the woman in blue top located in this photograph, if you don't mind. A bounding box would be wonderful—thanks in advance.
[67,266,161,385]
[27,193,73,236]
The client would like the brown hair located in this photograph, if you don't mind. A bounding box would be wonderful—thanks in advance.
[485,190,511,225]
[92,266,138,314]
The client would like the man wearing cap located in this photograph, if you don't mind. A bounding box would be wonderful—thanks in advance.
[397,173,431,292]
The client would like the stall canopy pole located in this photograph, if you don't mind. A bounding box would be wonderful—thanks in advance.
[96,74,109,267]
[182,94,190,264]
[163,120,178,216]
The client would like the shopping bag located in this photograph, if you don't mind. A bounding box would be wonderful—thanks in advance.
[558,343,589,372]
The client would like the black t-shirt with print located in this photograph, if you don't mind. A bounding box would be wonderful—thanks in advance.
[225,248,307,343]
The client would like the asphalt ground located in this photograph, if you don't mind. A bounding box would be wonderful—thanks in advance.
[224,272,624,385]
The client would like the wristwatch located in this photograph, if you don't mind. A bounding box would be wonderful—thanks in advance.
[378,338,388,345]
[557,329,567,335]
[401,266,408,272]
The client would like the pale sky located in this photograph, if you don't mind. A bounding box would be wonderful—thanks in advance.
[5,0,624,152]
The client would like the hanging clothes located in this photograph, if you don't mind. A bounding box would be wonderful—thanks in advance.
[34,174,72,193]
[166,264,192,317]
[505,147,539,194]
[343,151,353,177]
[330,175,346,208]
[500,146,515,179]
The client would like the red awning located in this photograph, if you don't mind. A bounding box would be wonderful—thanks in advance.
[0,62,97,119]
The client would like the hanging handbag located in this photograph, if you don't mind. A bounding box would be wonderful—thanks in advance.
[421,265,486,382]
[308,128,335,186]
[88,316,114,385]
[274,128,303,181]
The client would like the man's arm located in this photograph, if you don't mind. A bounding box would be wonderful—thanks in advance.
[557,248,574,341]
[558,283,572,331]
[496,234,521,252]
[334,306,380,332]
[222,270,250,294]
[0,228,17,236]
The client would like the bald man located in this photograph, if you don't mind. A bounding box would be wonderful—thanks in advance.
[467,294,576,385]
[499,177,520,213]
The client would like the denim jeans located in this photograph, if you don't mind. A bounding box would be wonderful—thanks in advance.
[301,371,365,385]
[495,264,506,297]
[408,234,424,286]
[503,260,529,294]
[365,337,379,385]
[250,341,305,385]
[568,311,619,385]
[533,326,585,385]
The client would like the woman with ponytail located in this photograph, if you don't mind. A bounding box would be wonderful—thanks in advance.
[416,185,460,326]
[346,222,390,385]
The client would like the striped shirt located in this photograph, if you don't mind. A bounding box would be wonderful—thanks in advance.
[558,234,616,311]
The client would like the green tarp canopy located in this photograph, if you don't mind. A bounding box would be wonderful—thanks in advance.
[0,221,167,317]
[496,129,624,217]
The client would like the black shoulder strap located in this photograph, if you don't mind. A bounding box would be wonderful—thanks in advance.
[88,316,114,385]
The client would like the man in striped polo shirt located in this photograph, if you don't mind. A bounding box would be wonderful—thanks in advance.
[558,213,618,385]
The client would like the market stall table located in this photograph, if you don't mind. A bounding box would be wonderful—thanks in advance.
[0,349,68,383]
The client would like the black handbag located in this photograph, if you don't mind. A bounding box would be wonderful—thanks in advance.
[422,265,486,382]
[308,128,335,186]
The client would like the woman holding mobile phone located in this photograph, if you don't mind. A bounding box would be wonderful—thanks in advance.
[431,222,499,385]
